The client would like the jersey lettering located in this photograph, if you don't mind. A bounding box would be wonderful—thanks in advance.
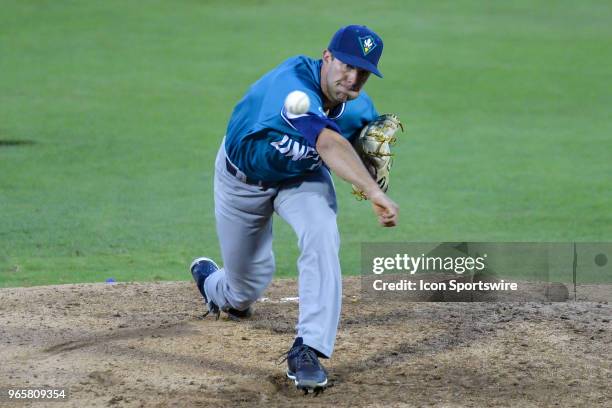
[270,135,321,163]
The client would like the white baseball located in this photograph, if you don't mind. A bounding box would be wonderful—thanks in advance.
[284,90,310,115]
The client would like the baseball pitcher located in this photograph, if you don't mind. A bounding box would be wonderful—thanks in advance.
[190,25,400,393]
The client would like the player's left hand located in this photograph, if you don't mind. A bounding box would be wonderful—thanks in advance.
[351,113,403,200]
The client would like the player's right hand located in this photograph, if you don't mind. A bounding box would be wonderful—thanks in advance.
[368,190,399,227]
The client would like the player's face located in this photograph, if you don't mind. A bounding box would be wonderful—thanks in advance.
[321,50,370,107]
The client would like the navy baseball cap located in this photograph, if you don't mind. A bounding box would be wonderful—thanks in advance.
[328,25,384,78]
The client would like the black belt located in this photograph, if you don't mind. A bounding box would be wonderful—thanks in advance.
[225,158,274,189]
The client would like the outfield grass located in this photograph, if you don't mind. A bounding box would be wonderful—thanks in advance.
[1,1,611,287]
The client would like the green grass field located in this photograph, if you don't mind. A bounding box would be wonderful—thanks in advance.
[1,1,611,287]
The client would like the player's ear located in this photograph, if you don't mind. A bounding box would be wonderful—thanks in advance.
[322,49,333,63]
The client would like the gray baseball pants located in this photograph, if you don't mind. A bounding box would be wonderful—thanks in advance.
[203,141,342,358]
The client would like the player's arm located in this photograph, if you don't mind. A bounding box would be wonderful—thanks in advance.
[316,128,398,227]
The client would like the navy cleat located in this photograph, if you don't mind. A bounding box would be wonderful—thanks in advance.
[190,257,219,300]
[190,257,253,320]
[285,338,328,393]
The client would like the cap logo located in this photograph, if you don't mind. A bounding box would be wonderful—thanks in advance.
[358,35,377,56]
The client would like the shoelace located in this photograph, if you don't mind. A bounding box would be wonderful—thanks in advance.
[277,345,319,368]
[296,346,319,369]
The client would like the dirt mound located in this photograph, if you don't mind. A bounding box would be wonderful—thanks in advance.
[0,278,610,407]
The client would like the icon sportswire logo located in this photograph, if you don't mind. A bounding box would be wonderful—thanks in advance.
[359,35,377,56]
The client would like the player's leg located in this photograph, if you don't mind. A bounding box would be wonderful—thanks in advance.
[274,168,341,358]
[201,142,277,313]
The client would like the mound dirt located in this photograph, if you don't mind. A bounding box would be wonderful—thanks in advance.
[0,278,610,407]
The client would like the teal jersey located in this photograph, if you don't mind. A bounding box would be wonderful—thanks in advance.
[225,55,378,182]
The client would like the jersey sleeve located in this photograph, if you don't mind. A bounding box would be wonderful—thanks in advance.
[338,93,380,143]
[280,90,341,147]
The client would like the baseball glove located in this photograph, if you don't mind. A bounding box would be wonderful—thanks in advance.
[351,113,403,200]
